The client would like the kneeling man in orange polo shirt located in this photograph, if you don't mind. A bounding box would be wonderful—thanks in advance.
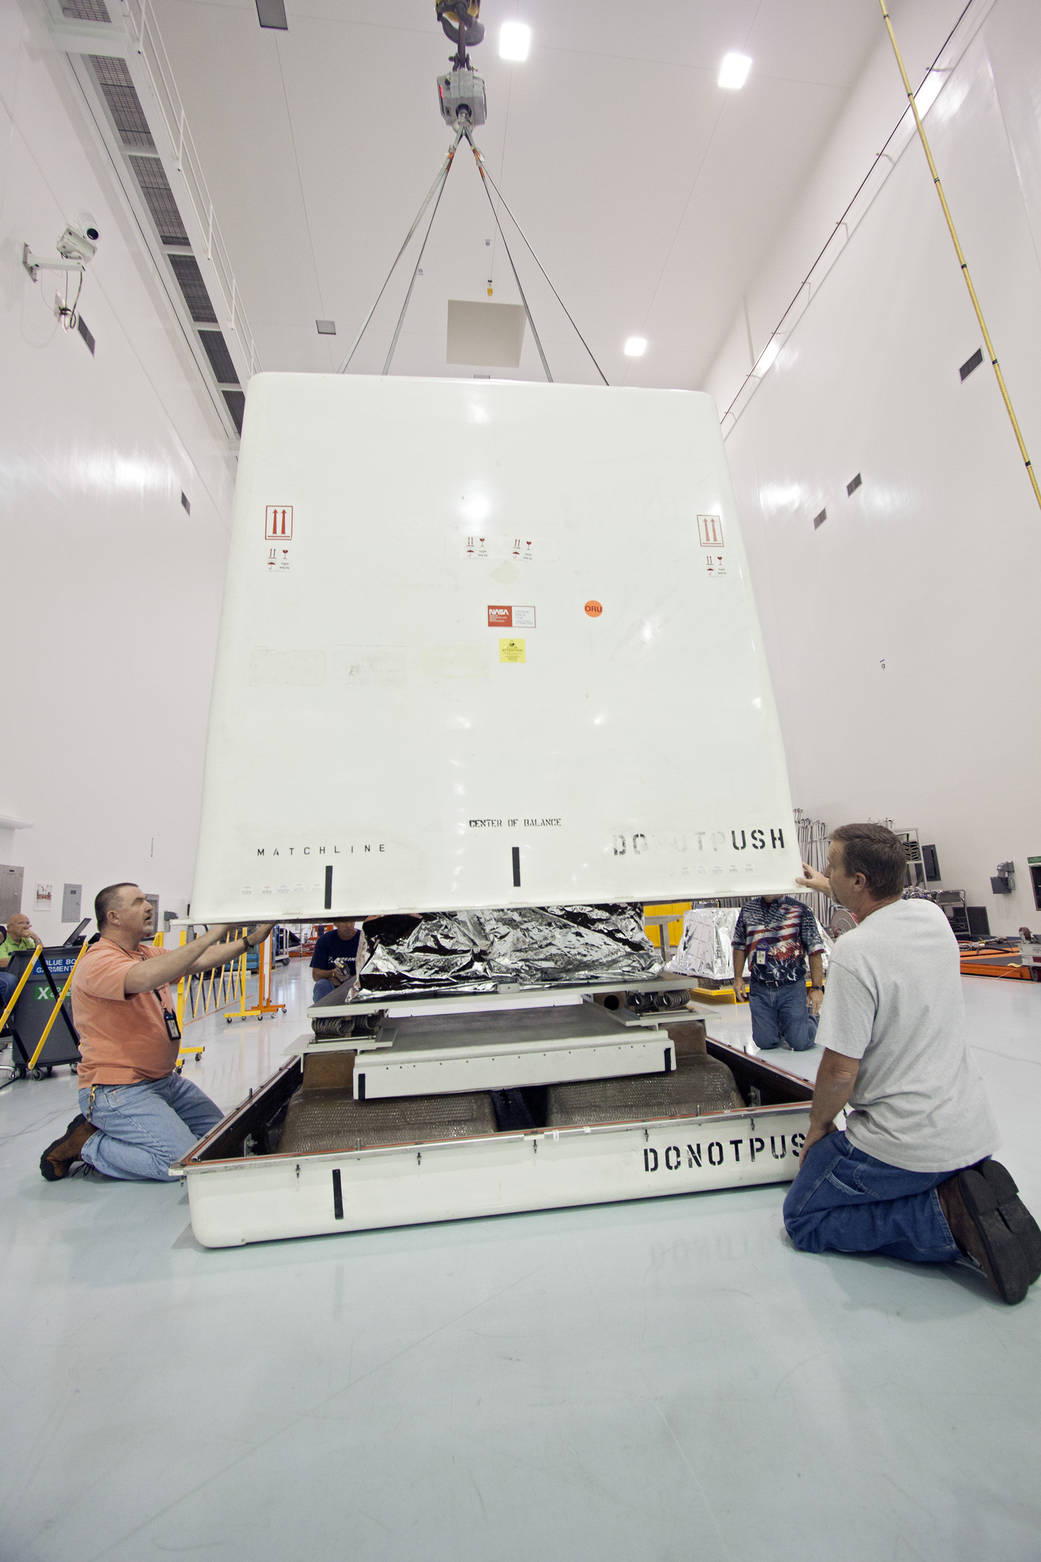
[41,883,274,1182]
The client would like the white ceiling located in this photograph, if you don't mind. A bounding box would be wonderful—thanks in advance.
[148,0,885,391]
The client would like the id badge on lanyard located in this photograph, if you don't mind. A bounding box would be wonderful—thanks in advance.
[155,989,181,1041]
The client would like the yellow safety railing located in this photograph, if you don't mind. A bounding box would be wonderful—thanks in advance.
[156,925,251,1069]
[0,945,43,1035]
[226,930,286,1024]
[25,938,90,1072]
[162,926,246,1028]
[2,925,282,1081]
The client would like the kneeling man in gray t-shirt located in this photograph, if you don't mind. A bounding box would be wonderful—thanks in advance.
[784,823,1041,1305]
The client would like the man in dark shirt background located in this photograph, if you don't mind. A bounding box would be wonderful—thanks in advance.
[732,893,825,1052]
[310,918,363,1001]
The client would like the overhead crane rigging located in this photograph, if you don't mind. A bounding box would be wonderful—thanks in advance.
[339,2,607,385]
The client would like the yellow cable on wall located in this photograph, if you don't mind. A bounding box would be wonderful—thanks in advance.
[879,0,1040,514]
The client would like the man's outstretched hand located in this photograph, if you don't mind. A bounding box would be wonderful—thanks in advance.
[796,862,830,895]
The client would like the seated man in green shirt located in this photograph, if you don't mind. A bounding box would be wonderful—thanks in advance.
[0,912,43,1017]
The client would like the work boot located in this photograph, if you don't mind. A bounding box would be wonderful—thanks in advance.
[40,1114,97,1182]
[973,1158,1041,1275]
[937,1162,1041,1305]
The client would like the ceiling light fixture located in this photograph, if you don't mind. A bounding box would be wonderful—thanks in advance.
[623,336,648,358]
[316,319,337,335]
[718,52,752,90]
[499,22,531,61]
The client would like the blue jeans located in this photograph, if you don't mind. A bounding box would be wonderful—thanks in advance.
[749,980,815,1050]
[0,969,21,1034]
[783,1130,962,1264]
[313,979,336,1002]
[78,1074,223,1181]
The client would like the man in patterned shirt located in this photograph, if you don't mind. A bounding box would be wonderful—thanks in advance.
[732,893,825,1052]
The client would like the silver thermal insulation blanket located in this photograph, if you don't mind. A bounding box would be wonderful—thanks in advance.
[664,904,830,980]
[357,905,661,994]
[665,907,740,981]
[546,1050,743,1127]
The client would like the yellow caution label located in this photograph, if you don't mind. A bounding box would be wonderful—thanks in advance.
[499,638,526,663]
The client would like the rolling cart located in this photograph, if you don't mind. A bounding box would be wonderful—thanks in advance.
[1,945,82,1080]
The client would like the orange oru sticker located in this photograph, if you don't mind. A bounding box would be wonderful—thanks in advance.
[584,600,603,618]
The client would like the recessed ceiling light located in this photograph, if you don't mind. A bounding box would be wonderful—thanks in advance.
[316,319,337,336]
[753,336,781,376]
[718,52,752,90]
[624,336,648,358]
[499,22,531,61]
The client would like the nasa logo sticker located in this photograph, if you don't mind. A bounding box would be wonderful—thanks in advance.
[584,599,603,618]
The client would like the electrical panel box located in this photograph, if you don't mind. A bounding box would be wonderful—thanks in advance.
[191,374,803,920]
[0,865,24,925]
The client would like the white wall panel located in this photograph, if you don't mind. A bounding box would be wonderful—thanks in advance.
[705,0,973,416]
[718,0,1041,933]
[191,375,802,919]
[0,0,237,941]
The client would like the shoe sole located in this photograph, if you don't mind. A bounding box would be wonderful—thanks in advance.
[973,1159,1041,1278]
[958,1165,1040,1305]
[40,1114,88,1183]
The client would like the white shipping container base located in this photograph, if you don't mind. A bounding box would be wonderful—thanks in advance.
[177,1041,812,1248]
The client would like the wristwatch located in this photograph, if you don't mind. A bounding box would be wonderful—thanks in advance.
[810,985,824,992]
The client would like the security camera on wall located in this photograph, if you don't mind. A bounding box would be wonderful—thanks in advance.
[22,209,101,282]
[57,211,100,264]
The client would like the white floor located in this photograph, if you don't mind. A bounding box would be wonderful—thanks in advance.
[1,965,1039,1562]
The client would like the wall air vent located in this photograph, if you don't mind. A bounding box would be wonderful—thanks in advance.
[181,490,191,514]
[199,331,239,386]
[88,56,156,152]
[62,25,259,444]
[62,0,112,21]
[959,347,984,381]
[846,472,862,496]
[812,507,827,529]
[169,255,218,324]
[127,156,188,243]
[222,390,245,434]
[255,0,289,29]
